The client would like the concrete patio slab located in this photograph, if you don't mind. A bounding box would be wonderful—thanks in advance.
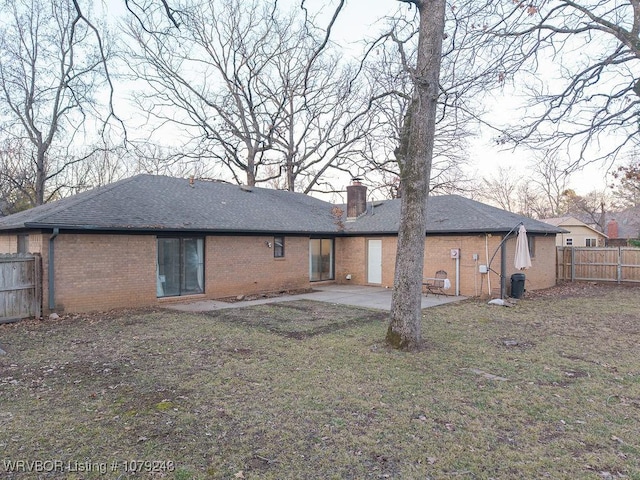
[164,284,466,313]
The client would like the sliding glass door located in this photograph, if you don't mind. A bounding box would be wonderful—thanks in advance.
[157,237,204,297]
[309,238,334,281]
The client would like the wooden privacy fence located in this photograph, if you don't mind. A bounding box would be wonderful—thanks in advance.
[0,254,42,323]
[557,247,640,283]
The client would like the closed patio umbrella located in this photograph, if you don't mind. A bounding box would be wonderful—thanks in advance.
[514,224,532,270]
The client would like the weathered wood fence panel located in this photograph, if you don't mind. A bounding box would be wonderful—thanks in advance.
[557,247,640,283]
[0,254,41,323]
[621,248,640,282]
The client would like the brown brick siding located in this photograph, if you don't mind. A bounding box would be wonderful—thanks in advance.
[336,234,557,297]
[424,235,488,297]
[335,236,367,284]
[205,235,310,298]
[50,234,157,312]
[335,236,399,288]
[0,234,17,253]
[0,233,45,255]
[0,230,558,314]
[503,234,556,292]
[35,233,311,313]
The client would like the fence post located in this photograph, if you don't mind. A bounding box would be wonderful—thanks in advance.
[570,247,575,282]
[617,247,622,284]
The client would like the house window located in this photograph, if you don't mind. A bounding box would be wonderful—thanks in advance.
[17,234,29,254]
[528,234,535,258]
[309,238,334,281]
[566,238,573,246]
[157,237,204,297]
[586,238,597,247]
[274,236,284,258]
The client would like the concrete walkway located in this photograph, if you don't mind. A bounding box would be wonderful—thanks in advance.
[164,284,466,313]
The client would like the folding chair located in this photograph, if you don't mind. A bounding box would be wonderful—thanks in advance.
[423,270,448,297]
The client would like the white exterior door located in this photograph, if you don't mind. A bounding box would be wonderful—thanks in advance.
[367,239,382,284]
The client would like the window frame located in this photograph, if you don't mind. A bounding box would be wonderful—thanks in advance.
[156,236,205,298]
[274,236,285,258]
[309,237,334,282]
[565,238,573,246]
[585,238,597,247]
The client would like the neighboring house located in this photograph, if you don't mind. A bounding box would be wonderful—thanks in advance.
[605,208,640,246]
[540,216,607,247]
[0,175,562,314]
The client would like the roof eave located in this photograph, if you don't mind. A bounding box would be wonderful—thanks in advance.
[341,227,564,236]
[21,222,339,236]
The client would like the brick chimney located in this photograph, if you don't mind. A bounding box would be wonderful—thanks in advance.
[346,179,367,219]
[607,219,619,238]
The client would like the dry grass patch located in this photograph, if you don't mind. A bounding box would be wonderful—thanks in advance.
[0,283,639,479]
[207,300,387,338]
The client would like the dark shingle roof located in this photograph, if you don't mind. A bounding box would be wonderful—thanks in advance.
[0,175,562,236]
[343,195,561,235]
[604,208,640,239]
[0,175,339,234]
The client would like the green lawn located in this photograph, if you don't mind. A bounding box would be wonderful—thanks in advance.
[1,283,639,479]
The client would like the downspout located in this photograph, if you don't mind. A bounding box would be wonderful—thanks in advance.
[485,234,491,297]
[48,228,59,311]
[500,237,507,299]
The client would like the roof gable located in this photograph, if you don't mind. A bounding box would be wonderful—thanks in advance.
[540,216,580,227]
[540,216,606,238]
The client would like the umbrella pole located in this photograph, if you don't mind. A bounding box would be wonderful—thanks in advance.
[487,221,524,299]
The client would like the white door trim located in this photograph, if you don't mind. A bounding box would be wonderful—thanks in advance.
[367,239,382,284]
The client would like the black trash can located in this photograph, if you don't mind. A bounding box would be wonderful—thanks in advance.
[510,273,526,299]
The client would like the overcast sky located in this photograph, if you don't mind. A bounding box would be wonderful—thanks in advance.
[324,0,616,196]
[98,0,614,197]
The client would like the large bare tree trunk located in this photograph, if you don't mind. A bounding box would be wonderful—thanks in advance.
[35,147,47,207]
[386,0,446,350]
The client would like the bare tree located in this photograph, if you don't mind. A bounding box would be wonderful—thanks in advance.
[485,1,640,167]
[515,181,550,219]
[123,0,279,187]
[262,25,372,193]
[0,138,36,215]
[127,142,211,178]
[123,0,182,31]
[356,60,473,196]
[562,189,611,230]
[477,167,551,217]
[123,0,367,192]
[386,0,446,351]
[57,145,131,195]
[529,153,573,217]
[478,156,578,218]
[479,166,521,212]
[0,0,114,206]
[352,0,507,197]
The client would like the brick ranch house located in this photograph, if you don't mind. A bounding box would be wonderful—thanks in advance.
[0,175,562,314]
